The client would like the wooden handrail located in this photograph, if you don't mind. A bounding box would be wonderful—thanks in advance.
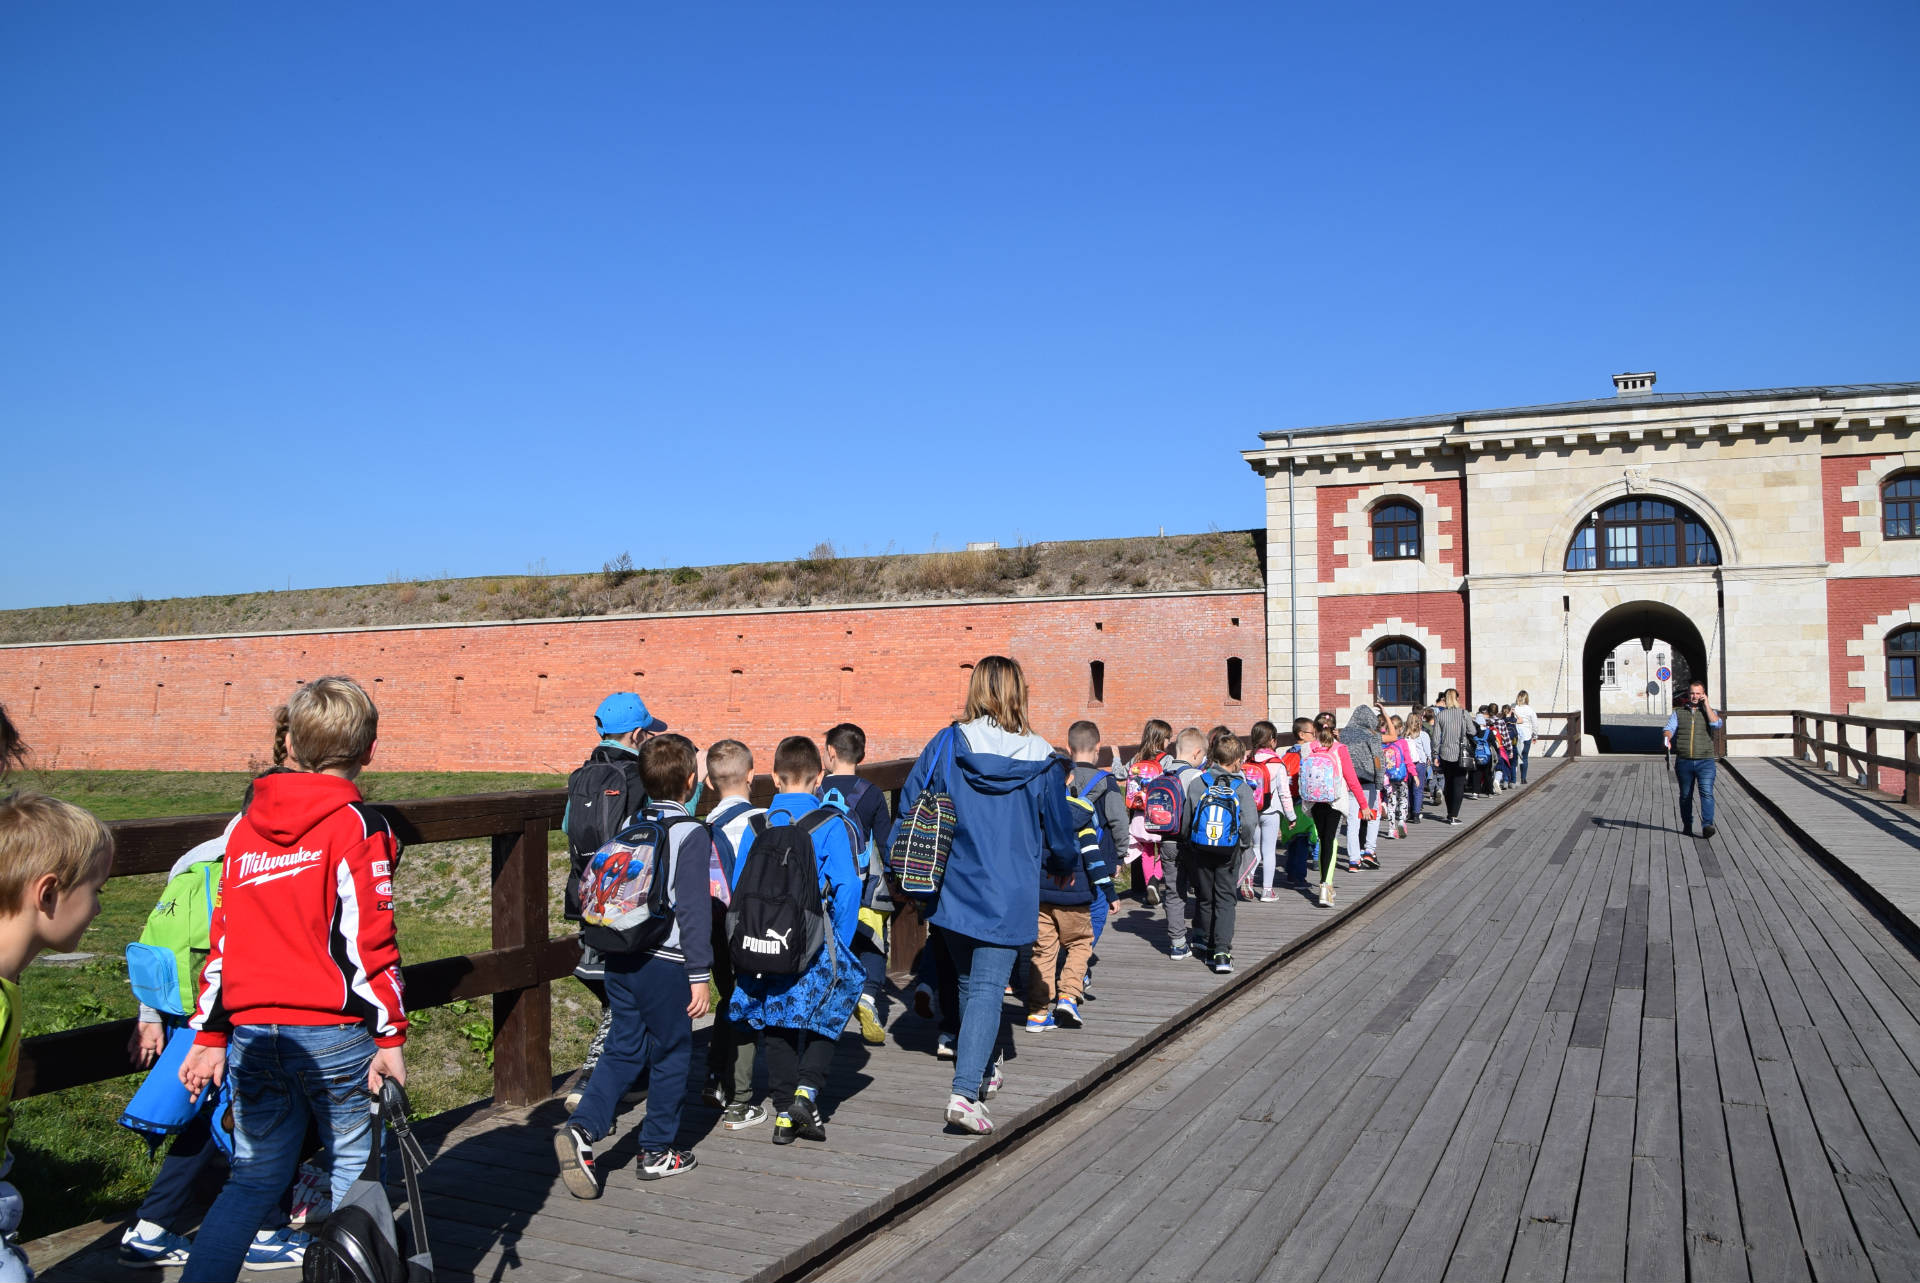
[19,758,916,1103]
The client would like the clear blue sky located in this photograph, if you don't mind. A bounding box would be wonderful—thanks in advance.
[5,2,1915,609]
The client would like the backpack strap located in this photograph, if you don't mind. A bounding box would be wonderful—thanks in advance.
[1077,769,1112,800]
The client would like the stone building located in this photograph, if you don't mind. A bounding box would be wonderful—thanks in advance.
[1243,375,1920,752]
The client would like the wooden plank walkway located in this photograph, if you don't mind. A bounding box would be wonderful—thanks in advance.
[1724,754,1920,935]
[35,764,1558,1283]
[822,758,1920,1283]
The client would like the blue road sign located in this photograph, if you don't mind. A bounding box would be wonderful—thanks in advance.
[1656,666,1672,682]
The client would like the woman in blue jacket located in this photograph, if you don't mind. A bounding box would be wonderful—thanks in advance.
[897,656,1082,1135]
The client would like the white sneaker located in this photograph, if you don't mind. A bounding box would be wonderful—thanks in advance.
[945,1094,993,1134]
[983,1062,1004,1097]
[936,1033,956,1060]
[119,1220,192,1268]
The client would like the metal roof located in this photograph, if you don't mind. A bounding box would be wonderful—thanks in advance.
[1256,381,1920,442]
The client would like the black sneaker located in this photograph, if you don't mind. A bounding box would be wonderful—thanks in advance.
[637,1147,697,1180]
[1701,824,1717,839]
[1212,952,1234,975]
[772,1112,798,1145]
[555,1124,601,1200]
[788,1094,828,1142]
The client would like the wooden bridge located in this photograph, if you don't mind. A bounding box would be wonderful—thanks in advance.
[29,711,1920,1282]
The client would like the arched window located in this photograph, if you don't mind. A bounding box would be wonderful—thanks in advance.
[1371,501,1422,561]
[1372,638,1425,706]
[1565,499,1720,571]
[1888,628,1920,700]
[1884,475,1920,540]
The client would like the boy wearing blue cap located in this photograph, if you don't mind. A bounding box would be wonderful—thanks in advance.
[562,692,668,1109]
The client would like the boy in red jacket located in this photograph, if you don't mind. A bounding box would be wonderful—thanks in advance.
[180,677,405,1283]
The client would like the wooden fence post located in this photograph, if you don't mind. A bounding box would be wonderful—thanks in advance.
[1906,729,1920,807]
[490,817,552,1106]
[1816,718,1828,771]
[1793,714,1807,762]
[1569,711,1582,760]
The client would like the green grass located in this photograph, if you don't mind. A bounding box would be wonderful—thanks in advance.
[7,770,598,1242]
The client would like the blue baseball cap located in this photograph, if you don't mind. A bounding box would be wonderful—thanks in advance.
[594,692,666,736]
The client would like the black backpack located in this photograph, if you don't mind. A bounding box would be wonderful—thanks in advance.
[563,749,646,920]
[302,1079,433,1283]
[726,810,838,976]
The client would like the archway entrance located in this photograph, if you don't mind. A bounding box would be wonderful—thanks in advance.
[1582,600,1709,753]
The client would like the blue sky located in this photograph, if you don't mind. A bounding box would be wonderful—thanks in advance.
[5,2,1916,608]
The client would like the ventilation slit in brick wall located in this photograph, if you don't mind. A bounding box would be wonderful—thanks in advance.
[839,667,854,709]
[221,682,232,716]
[28,687,37,717]
[153,683,164,716]
[1089,660,1105,706]
[452,676,464,714]
[90,685,99,716]
[729,669,743,711]
[1227,657,1244,703]
[535,674,548,714]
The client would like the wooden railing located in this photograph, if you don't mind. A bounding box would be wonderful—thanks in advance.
[21,759,915,1107]
[1537,711,1582,759]
[1782,711,1920,806]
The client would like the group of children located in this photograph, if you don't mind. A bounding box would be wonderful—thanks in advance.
[0,678,1544,1274]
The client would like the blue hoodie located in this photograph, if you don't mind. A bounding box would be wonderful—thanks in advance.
[896,717,1084,946]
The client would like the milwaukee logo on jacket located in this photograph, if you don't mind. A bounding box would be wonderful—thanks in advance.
[192,772,407,1049]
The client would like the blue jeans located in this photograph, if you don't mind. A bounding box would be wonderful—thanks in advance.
[938,928,1017,1101]
[570,954,692,1153]
[1517,739,1532,783]
[1285,833,1315,885]
[182,1024,379,1283]
[1676,758,1717,830]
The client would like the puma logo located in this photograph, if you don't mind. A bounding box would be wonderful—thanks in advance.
[740,927,794,956]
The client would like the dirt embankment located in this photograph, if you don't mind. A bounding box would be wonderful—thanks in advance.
[3,529,1263,644]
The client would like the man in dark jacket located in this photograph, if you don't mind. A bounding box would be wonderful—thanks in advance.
[1664,681,1723,837]
[1340,703,1385,867]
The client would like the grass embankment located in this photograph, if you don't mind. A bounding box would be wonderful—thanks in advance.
[10,769,602,1242]
[0,529,1262,643]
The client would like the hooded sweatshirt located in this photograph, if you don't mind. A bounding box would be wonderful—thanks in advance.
[193,772,406,1049]
[897,718,1083,946]
[1340,706,1385,787]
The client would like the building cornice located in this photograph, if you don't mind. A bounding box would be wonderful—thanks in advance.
[1242,390,1919,474]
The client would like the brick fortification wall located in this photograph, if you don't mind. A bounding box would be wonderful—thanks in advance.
[0,592,1264,774]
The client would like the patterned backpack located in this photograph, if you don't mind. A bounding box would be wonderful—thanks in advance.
[1188,773,1242,848]
[1299,747,1345,804]
[889,726,959,899]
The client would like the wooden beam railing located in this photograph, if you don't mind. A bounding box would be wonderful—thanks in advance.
[20,759,915,1106]
[1741,710,1920,808]
[1536,711,1582,760]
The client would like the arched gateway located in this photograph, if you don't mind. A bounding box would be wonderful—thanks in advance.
[1242,375,1920,745]
[1581,601,1709,753]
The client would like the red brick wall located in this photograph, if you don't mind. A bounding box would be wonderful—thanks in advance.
[1316,590,1470,711]
[1317,479,1465,577]
[0,594,1264,773]
[1822,454,1887,563]
[1826,576,1920,713]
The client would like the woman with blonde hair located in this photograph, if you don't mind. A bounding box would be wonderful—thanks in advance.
[898,656,1082,1135]
[1433,688,1473,824]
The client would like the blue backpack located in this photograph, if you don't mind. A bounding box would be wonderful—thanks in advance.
[1075,770,1121,869]
[1188,772,1242,849]
[1473,729,1492,765]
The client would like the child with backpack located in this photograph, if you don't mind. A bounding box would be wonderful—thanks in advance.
[1123,719,1174,903]
[557,734,713,1196]
[561,691,668,1109]
[119,775,313,1270]
[728,736,862,1147]
[1182,734,1258,973]
[1379,717,1413,842]
[179,677,407,1282]
[823,723,894,1047]
[1276,718,1322,891]
[1242,721,1295,902]
[700,740,767,1131]
[1299,713,1367,908]
[1067,723,1128,994]
[1144,728,1207,960]
[1401,709,1430,826]
[1023,761,1112,1032]
[1338,704,1385,871]
[0,792,113,1282]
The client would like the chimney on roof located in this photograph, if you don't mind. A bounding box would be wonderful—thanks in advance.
[1612,371,1657,397]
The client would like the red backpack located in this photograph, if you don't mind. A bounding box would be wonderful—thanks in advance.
[1125,755,1166,812]
[1246,748,1280,811]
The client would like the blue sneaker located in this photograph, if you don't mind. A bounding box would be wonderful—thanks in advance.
[119,1220,192,1268]
[1023,1011,1056,1033]
[246,1228,310,1271]
[1053,997,1083,1028]
[1168,944,1192,961]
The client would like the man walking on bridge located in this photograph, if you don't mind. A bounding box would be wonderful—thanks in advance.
[1664,679,1722,838]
